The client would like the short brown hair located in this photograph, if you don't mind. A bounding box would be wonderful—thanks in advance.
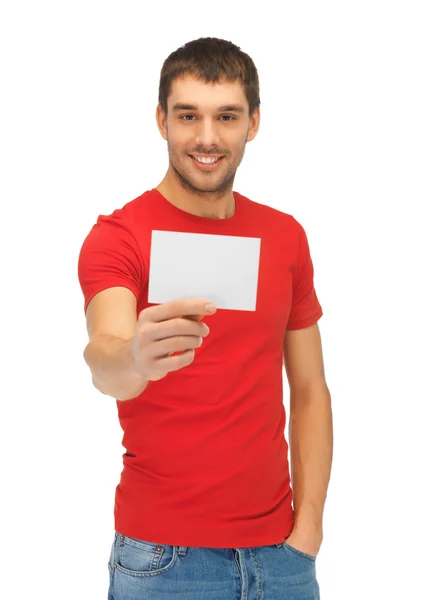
[158,37,260,118]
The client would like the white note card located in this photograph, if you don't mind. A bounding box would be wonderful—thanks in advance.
[148,230,261,311]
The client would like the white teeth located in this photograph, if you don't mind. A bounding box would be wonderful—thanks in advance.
[194,156,220,164]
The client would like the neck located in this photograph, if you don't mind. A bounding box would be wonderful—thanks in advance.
[156,172,235,220]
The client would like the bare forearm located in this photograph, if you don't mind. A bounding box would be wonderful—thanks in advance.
[289,385,333,533]
[83,335,149,401]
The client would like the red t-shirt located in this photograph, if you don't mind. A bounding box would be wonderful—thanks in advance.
[78,188,323,548]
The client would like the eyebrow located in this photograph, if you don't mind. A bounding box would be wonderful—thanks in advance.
[172,103,245,113]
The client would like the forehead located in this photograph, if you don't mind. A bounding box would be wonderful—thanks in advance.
[169,73,247,111]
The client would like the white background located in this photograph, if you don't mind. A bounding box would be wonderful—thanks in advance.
[1,1,434,598]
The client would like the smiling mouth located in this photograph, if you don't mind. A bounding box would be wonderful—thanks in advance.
[189,155,225,169]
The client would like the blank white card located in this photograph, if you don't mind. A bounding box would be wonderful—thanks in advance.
[148,230,261,311]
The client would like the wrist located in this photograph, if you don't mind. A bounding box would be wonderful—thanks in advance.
[292,513,323,539]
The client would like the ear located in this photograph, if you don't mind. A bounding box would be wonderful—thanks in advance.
[247,107,260,142]
[156,103,168,141]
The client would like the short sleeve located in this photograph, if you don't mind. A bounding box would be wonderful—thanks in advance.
[286,222,323,330]
[77,211,144,315]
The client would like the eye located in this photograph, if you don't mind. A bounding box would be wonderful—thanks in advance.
[179,114,236,121]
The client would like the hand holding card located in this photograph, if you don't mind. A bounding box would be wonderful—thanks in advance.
[131,298,217,382]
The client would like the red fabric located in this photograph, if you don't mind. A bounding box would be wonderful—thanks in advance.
[77,188,323,548]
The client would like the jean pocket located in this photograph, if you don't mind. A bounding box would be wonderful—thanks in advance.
[283,542,316,562]
[114,533,178,577]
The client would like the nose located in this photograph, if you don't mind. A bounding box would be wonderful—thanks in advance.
[195,118,220,148]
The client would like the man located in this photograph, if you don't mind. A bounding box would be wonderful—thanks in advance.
[78,36,332,600]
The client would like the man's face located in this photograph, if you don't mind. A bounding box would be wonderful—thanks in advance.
[156,73,260,194]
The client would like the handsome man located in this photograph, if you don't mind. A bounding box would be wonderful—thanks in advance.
[78,36,332,600]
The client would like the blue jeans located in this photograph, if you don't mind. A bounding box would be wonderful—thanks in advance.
[107,531,320,599]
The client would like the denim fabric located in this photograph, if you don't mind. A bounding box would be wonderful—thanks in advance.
[107,531,320,599]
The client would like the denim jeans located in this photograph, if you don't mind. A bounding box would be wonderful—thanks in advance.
[107,531,320,599]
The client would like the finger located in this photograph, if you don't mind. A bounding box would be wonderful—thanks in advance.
[152,335,202,359]
[146,299,216,323]
[154,348,196,373]
[184,314,204,322]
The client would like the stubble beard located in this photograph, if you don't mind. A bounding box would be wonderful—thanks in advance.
[166,136,247,200]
